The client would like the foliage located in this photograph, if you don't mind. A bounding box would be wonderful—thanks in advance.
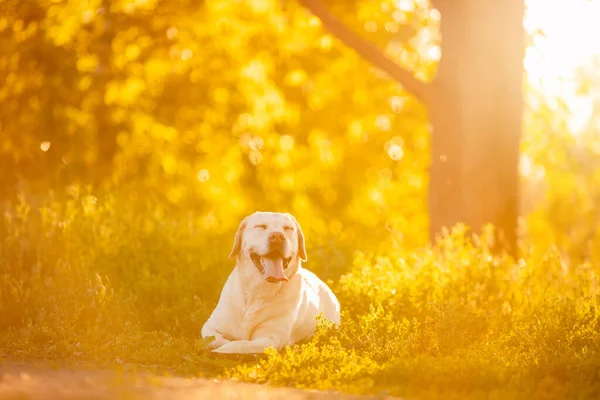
[2,193,600,399]
[522,55,600,263]
[2,0,600,399]
[0,0,435,248]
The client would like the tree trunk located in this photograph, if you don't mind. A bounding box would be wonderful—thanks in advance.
[298,0,525,256]
[429,0,524,255]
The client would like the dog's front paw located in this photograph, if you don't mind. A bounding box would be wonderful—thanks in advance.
[198,334,230,351]
[206,337,230,350]
[211,339,278,354]
[211,341,244,353]
[211,341,262,354]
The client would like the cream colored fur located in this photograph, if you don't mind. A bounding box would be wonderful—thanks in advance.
[201,212,340,354]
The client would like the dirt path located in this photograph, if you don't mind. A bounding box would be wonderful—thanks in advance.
[0,361,398,400]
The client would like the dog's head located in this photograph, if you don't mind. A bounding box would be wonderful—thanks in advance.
[228,212,307,283]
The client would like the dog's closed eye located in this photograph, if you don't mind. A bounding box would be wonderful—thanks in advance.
[283,226,294,231]
[253,224,267,229]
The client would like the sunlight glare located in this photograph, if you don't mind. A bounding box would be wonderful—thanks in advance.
[525,0,600,134]
[395,0,415,13]
[426,45,441,62]
[197,169,210,182]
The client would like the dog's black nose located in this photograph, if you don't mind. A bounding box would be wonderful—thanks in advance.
[269,232,285,243]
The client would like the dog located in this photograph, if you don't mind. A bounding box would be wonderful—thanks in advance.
[201,211,340,354]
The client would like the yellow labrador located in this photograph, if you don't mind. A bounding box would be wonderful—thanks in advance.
[201,212,340,354]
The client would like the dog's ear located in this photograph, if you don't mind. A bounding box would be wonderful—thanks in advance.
[228,217,248,259]
[288,214,307,262]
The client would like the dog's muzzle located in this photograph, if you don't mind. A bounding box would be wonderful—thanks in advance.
[250,249,292,283]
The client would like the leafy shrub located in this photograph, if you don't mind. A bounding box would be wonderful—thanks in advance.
[2,191,599,399]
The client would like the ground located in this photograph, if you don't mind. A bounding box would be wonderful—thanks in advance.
[0,361,398,400]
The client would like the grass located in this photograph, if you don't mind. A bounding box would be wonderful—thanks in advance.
[1,190,599,400]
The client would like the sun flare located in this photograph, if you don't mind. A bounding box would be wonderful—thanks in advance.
[524,0,600,133]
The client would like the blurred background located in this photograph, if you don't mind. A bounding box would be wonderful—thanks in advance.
[3,2,600,393]
[2,0,600,254]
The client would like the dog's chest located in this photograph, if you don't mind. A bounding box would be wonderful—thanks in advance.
[230,300,265,340]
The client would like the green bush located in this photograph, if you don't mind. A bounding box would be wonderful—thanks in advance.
[1,192,599,399]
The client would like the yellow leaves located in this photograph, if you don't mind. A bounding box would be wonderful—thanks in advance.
[248,0,274,14]
[307,16,321,28]
[292,194,311,214]
[368,187,384,205]
[241,59,268,84]
[83,148,97,165]
[519,154,546,180]
[12,19,24,33]
[307,129,343,169]
[64,106,93,129]
[161,155,177,175]
[81,10,95,24]
[3,1,600,393]
[308,93,325,111]
[395,0,416,13]
[346,121,367,143]
[249,150,263,165]
[78,76,92,91]
[166,27,179,39]
[2,139,12,152]
[386,144,404,161]
[125,45,141,62]
[275,153,290,168]
[388,96,406,113]
[279,174,295,191]
[426,45,441,62]
[384,21,399,33]
[375,115,392,131]
[144,59,169,95]
[3,73,20,94]
[279,134,295,152]
[429,8,441,22]
[197,169,210,183]
[45,0,102,46]
[329,219,343,234]
[201,211,217,229]
[82,195,98,216]
[352,89,369,107]
[76,54,99,73]
[385,136,404,161]
[224,166,238,183]
[364,21,378,33]
[165,185,184,203]
[116,0,159,14]
[284,69,308,87]
[237,57,288,130]
[212,88,229,104]
[11,20,39,43]
[319,35,333,51]
[323,187,338,206]
[256,91,287,128]
[149,123,178,143]
[180,48,193,61]
[248,136,264,151]
[105,77,146,106]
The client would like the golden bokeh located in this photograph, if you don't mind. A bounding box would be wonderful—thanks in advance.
[1,0,600,398]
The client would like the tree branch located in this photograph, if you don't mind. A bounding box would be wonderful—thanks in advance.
[298,0,431,104]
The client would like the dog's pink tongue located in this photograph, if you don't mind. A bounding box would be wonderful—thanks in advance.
[262,257,288,282]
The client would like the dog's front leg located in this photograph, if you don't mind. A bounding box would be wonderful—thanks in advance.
[212,323,292,354]
[201,321,231,350]
[203,332,230,350]
[211,336,280,354]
